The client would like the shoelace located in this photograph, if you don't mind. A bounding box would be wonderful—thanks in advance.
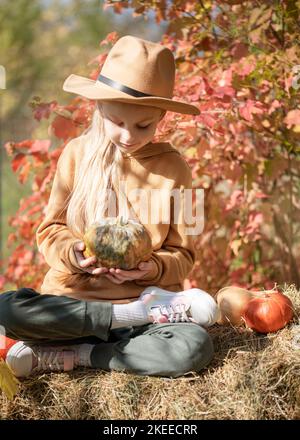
[34,348,75,372]
[150,303,191,323]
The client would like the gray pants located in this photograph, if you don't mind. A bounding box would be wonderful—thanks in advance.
[0,288,214,378]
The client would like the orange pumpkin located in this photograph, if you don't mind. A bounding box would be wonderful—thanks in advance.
[0,336,18,360]
[243,291,294,333]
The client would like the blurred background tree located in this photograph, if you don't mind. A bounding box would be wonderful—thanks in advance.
[0,0,167,265]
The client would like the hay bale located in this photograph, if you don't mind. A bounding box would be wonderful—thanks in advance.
[1,284,299,420]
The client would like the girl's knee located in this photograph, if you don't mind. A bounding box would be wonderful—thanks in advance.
[192,327,214,372]
[164,324,214,378]
[0,291,17,337]
[0,289,36,337]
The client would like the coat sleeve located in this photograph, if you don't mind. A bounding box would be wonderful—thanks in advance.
[36,139,86,274]
[135,159,196,288]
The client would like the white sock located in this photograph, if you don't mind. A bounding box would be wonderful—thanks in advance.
[111,301,150,329]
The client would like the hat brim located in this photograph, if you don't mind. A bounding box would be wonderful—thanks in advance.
[63,74,200,115]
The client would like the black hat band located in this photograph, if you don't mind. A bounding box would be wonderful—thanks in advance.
[97,74,154,98]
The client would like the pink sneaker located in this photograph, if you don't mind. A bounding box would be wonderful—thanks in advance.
[6,341,93,378]
[139,286,220,327]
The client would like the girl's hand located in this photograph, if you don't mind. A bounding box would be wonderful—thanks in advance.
[104,260,155,284]
[73,241,109,275]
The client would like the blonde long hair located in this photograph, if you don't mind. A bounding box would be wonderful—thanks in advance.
[66,102,165,239]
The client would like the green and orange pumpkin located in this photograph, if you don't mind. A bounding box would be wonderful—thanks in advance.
[83,216,152,270]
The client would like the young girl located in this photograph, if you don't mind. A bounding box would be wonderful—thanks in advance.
[0,35,220,378]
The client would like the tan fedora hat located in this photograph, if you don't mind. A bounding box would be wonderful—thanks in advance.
[63,35,200,115]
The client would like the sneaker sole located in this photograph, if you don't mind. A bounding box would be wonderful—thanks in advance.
[6,341,33,377]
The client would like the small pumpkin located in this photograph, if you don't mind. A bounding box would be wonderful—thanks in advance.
[0,336,18,360]
[244,291,294,333]
[83,216,152,270]
[215,286,254,326]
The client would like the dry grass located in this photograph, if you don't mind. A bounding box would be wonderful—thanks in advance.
[0,284,299,420]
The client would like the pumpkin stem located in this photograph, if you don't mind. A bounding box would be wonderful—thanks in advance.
[250,288,281,298]
[249,283,279,298]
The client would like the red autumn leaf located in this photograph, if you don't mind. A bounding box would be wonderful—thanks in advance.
[51,115,78,140]
[39,172,54,193]
[7,233,17,246]
[32,152,47,168]
[13,140,34,150]
[27,205,42,217]
[14,266,25,278]
[196,113,218,128]
[239,99,265,122]
[88,53,107,67]
[233,57,257,78]
[214,86,236,99]
[99,31,119,46]
[18,161,31,184]
[29,140,51,154]
[255,192,269,199]
[244,211,263,235]
[11,153,26,173]
[18,193,41,212]
[72,107,90,125]
[19,250,34,265]
[268,99,282,115]
[89,68,101,80]
[225,190,244,212]
[19,221,34,239]
[49,148,63,161]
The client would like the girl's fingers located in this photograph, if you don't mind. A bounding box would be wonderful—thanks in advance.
[80,256,97,268]
[91,267,109,275]
[75,253,108,274]
[108,268,130,281]
[104,265,152,283]
[104,273,124,284]
[84,267,108,275]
